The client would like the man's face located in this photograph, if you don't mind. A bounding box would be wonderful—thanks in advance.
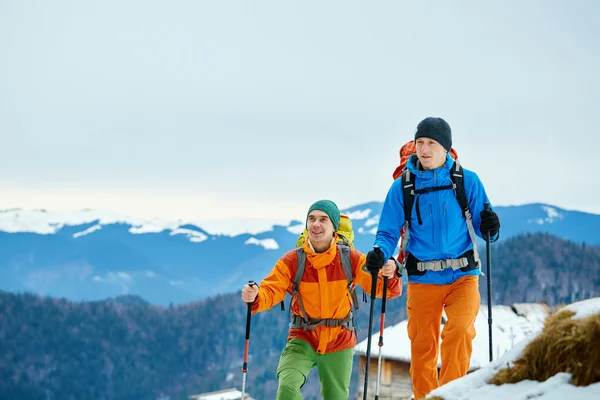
[415,137,447,170]
[307,210,335,246]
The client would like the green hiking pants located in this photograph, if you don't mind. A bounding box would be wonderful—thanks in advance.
[276,338,353,400]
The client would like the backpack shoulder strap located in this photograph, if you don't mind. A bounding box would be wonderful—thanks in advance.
[337,243,360,312]
[280,247,307,312]
[401,168,416,228]
[290,247,311,321]
[450,160,469,216]
[294,247,306,292]
[450,160,482,267]
[337,243,353,287]
[399,168,415,263]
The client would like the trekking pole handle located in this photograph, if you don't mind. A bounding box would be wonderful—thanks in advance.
[242,280,257,377]
[244,281,256,340]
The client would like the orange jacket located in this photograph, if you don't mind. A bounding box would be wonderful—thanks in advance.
[252,237,402,354]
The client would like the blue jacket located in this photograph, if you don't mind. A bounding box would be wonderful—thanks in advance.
[374,153,496,285]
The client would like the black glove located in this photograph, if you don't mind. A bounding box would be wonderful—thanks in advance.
[480,209,500,237]
[366,247,386,274]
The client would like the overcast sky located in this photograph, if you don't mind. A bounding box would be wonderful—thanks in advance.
[1,0,598,223]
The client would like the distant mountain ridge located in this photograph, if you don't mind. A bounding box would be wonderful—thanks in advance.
[1,233,599,399]
[0,203,598,304]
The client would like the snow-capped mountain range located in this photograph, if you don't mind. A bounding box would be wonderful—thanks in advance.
[0,202,598,305]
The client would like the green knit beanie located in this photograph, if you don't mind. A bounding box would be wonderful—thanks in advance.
[306,200,340,230]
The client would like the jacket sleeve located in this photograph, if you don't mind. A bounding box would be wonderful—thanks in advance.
[251,253,294,314]
[352,250,402,299]
[374,178,406,260]
[465,170,499,243]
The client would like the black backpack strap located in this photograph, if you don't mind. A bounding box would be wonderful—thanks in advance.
[400,168,415,265]
[450,160,469,216]
[401,168,416,228]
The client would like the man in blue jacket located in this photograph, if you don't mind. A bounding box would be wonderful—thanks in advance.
[364,117,500,399]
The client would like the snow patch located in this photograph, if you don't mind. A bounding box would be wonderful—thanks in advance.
[145,270,157,279]
[358,226,378,235]
[345,209,372,220]
[73,224,102,238]
[117,272,132,281]
[543,205,562,220]
[287,224,305,235]
[364,215,379,227]
[529,206,565,225]
[93,272,133,283]
[562,297,600,320]
[169,228,208,243]
[245,237,279,250]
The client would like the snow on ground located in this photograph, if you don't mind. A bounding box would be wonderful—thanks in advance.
[427,297,600,400]
[355,304,549,370]
[189,388,253,400]
[562,297,600,320]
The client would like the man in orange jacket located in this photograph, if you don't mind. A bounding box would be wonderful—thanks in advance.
[242,200,402,400]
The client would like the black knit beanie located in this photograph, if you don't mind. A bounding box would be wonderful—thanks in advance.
[414,117,452,151]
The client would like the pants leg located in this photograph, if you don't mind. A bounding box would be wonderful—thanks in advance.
[407,282,445,399]
[440,275,480,386]
[276,339,317,400]
[316,348,353,400]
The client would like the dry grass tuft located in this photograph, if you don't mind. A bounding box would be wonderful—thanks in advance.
[489,309,600,386]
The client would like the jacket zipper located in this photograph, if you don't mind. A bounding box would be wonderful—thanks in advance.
[443,201,448,246]
[429,204,433,243]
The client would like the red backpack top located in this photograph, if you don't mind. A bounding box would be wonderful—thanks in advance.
[392,140,460,181]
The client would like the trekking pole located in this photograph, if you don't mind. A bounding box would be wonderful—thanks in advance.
[363,252,381,400]
[241,280,256,400]
[374,276,388,400]
[484,203,493,362]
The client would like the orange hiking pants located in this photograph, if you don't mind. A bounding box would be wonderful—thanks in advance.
[406,275,480,399]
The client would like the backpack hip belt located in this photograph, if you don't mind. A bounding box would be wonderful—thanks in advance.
[417,256,470,272]
[290,311,354,331]
[405,250,478,276]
